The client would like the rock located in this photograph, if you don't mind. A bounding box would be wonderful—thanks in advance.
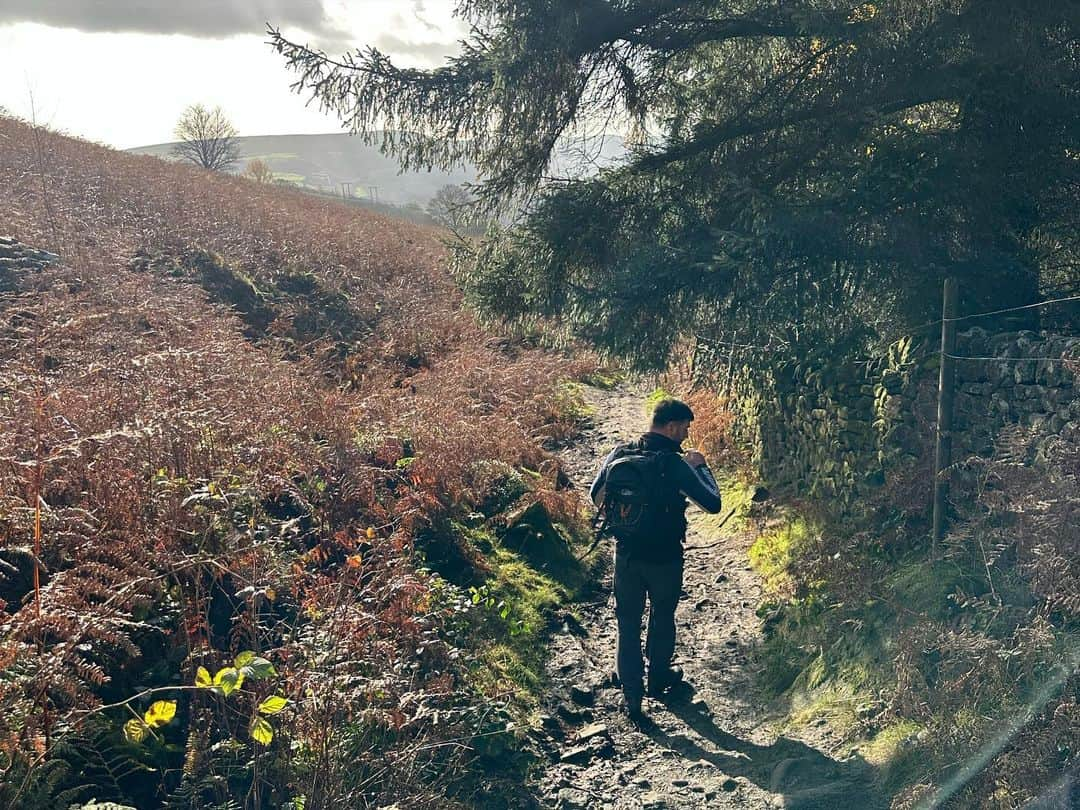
[557,703,590,723]
[770,782,862,810]
[587,735,615,759]
[559,745,592,765]
[558,611,587,637]
[539,713,561,732]
[555,787,590,809]
[570,684,595,706]
[722,777,739,792]
[672,778,689,787]
[577,722,608,742]
[770,757,837,793]
[1015,359,1037,385]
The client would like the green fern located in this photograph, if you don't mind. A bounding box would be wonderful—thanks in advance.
[0,754,86,810]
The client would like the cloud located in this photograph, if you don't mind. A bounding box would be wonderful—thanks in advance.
[411,1,439,33]
[374,32,459,64]
[0,0,350,42]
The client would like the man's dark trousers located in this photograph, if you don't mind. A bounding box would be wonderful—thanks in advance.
[614,549,683,701]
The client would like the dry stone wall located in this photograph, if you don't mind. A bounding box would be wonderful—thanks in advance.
[738,328,1080,505]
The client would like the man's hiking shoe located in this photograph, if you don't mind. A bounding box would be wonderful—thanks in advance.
[624,694,644,722]
[646,665,684,697]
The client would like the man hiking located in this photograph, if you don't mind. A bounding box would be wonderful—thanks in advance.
[590,397,722,719]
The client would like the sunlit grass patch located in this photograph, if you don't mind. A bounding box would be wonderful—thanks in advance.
[749,515,819,597]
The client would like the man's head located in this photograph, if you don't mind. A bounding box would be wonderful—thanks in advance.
[650,398,694,445]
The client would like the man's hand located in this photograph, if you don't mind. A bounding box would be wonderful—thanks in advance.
[684,450,707,468]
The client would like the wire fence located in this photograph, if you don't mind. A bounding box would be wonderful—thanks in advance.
[695,292,1080,365]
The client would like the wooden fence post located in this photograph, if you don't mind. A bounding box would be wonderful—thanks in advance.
[932,277,959,548]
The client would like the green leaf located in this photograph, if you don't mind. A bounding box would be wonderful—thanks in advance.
[214,667,243,695]
[195,666,212,688]
[240,656,277,680]
[143,700,177,728]
[234,650,255,668]
[250,716,274,745]
[123,718,148,743]
[257,695,289,715]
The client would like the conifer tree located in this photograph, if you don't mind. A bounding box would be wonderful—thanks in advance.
[271,2,1078,367]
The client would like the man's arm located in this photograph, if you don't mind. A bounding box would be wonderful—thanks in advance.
[674,452,722,513]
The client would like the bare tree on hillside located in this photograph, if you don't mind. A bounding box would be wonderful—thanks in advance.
[427,184,475,233]
[172,104,240,171]
[244,158,274,184]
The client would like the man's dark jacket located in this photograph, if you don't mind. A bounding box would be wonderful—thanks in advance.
[590,432,722,562]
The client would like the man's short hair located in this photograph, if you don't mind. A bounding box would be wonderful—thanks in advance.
[651,398,694,426]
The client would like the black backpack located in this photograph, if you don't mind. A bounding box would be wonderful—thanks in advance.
[600,444,682,553]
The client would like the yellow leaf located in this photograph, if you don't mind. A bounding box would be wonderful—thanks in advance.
[366,527,375,539]
[123,718,148,743]
[214,667,243,695]
[195,666,212,688]
[346,554,363,569]
[234,651,255,668]
[258,695,289,715]
[264,587,276,602]
[143,700,177,728]
[250,716,274,745]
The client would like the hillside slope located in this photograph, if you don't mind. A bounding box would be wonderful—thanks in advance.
[128,131,628,207]
[0,116,596,809]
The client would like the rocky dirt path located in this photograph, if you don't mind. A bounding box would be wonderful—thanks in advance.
[530,385,882,810]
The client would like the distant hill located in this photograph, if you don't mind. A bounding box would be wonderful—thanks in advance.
[128,132,628,208]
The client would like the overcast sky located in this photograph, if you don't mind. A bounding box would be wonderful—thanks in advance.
[0,1,465,149]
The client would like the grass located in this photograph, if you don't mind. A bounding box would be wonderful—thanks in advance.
[448,497,591,708]
[749,514,818,597]
[787,678,865,738]
[644,386,674,415]
[858,719,928,793]
[882,559,970,623]
[271,172,306,184]
[468,535,587,705]
[580,369,623,390]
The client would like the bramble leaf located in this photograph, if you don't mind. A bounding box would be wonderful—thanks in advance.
[214,667,242,695]
[195,666,212,688]
[124,718,148,743]
[144,700,177,728]
[234,651,255,668]
[250,716,274,745]
[258,695,289,715]
[240,656,277,680]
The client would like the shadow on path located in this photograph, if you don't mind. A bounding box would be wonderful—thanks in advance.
[636,683,885,809]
